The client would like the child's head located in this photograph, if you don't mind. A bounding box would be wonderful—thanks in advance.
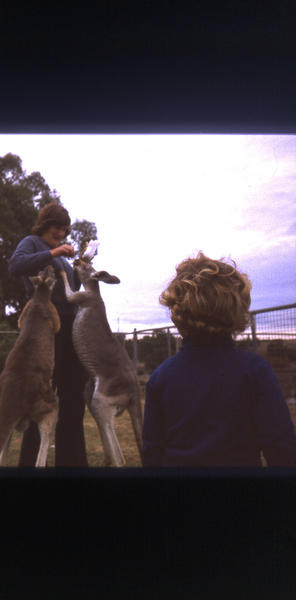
[160,251,251,342]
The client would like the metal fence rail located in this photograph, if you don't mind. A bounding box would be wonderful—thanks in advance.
[121,303,296,367]
[2,302,296,427]
[2,302,296,369]
[247,303,296,341]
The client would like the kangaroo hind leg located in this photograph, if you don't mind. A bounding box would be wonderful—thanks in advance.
[0,411,21,466]
[87,377,125,467]
[35,406,58,467]
[127,394,143,460]
[0,430,14,466]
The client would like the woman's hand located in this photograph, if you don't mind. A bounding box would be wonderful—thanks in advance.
[50,244,75,258]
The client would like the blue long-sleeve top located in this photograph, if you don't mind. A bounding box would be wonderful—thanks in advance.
[142,338,296,467]
[8,235,80,318]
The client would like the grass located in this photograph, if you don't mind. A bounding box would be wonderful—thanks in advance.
[4,385,146,468]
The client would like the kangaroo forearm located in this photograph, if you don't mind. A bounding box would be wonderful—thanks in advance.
[60,270,75,297]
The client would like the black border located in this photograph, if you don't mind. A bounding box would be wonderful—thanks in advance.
[1,7,296,598]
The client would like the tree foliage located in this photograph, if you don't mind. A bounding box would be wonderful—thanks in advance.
[0,153,98,321]
[68,220,98,256]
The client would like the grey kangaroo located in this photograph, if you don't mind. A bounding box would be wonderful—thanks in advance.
[60,252,142,467]
[0,266,60,467]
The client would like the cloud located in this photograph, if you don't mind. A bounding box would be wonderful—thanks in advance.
[239,239,296,310]
[285,222,296,235]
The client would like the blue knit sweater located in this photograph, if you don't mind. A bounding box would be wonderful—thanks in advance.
[142,338,296,467]
[8,235,80,318]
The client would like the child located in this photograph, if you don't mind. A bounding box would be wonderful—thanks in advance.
[142,252,296,467]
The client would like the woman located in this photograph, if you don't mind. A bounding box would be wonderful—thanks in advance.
[8,202,88,466]
[142,251,296,467]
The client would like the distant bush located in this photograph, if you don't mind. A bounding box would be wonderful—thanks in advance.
[140,332,177,373]
[267,340,287,357]
[122,331,177,373]
[287,348,296,362]
[235,338,259,352]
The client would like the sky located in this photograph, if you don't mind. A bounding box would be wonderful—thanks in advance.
[0,134,295,333]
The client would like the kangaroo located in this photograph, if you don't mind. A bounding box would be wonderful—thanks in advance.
[60,254,142,467]
[0,266,60,467]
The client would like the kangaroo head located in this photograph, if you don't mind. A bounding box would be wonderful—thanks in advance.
[73,260,120,286]
[91,271,120,284]
[29,266,57,294]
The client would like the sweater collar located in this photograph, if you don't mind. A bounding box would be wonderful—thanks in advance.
[32,234,52,250]
[181,336,235,350]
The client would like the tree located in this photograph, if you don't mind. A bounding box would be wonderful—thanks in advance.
[68,220,98,255]
[0,153,98,322]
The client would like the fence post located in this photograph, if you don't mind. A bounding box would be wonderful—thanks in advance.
[175,336,182,353]
[167,327,172,358]
[250,313,259,352]
[133,328,138,370]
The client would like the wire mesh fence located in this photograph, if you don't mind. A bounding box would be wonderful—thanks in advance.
[1,302,296,433]
[117,304,296,426]
[1,302,296,401]
[2,302,296,364]
[241,302,296,343]
[122,303,296,366]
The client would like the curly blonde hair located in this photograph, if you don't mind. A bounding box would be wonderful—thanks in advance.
[160,252,252,341]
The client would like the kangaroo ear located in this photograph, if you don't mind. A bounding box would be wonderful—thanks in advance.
[45,276,57,291]
[74,258,82,267]
[91,271,120,284]
[29,275,43,288]
[44,265,55,276]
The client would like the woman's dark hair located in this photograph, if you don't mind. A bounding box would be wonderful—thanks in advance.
[32,202,71,236]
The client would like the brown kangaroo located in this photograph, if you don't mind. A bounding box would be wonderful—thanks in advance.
[0,266,60,467]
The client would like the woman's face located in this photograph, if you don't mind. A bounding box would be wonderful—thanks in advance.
[42,225,69,248]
